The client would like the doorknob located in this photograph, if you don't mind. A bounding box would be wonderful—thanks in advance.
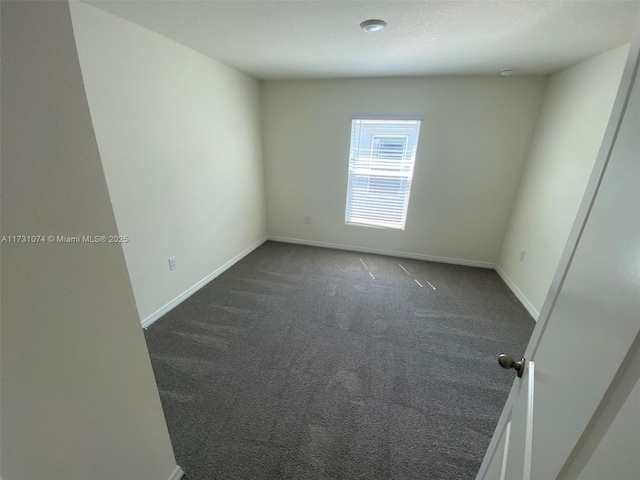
[498,354,525,378]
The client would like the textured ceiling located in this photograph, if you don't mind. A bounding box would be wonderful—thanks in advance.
[85,0,640,79]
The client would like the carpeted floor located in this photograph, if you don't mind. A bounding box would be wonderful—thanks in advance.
[144,241,535,479]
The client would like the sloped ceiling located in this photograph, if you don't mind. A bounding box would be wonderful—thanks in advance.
[85,0,640,79]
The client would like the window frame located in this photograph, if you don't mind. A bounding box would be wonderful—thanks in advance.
[344,116,422,231]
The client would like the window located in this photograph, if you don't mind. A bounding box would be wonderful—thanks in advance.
[372,135,408,160]
[345,118,422,230]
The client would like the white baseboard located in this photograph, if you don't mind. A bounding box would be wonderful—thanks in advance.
[266,235,495,269]
[138,234,537,330]
[140,236,267,329]
[495,265,539,321]
[168,465,185,480]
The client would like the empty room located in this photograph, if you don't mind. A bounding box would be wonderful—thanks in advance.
[1,1,639,480]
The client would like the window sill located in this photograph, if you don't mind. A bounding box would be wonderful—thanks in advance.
[345,221,405,231]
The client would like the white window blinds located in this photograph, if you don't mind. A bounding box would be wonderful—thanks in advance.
[345,118,422,230]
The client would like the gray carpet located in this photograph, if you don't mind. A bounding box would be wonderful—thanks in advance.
[144,241,535,479]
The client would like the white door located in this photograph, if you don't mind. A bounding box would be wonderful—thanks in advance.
[477,31,640,480]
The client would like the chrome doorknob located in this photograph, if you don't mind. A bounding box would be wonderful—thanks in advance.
[498,354,525,378]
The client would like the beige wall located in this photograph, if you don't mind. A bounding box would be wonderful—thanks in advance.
[0,1,177,479]
[576,379,640,480]
[497,44,628,318]
[261,76,547,265]
[70,2,267,323]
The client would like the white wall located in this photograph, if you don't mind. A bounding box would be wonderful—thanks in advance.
[261,76,547,265]
[70,2,267,323]
[497,45,628,318]
[0,1,177,478]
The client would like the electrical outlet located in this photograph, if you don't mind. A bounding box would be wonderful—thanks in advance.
[168,256,177,271]
[519,250,526,262]
[305,216,311,224]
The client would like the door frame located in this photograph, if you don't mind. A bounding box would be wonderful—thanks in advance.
[476,19,640,479]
